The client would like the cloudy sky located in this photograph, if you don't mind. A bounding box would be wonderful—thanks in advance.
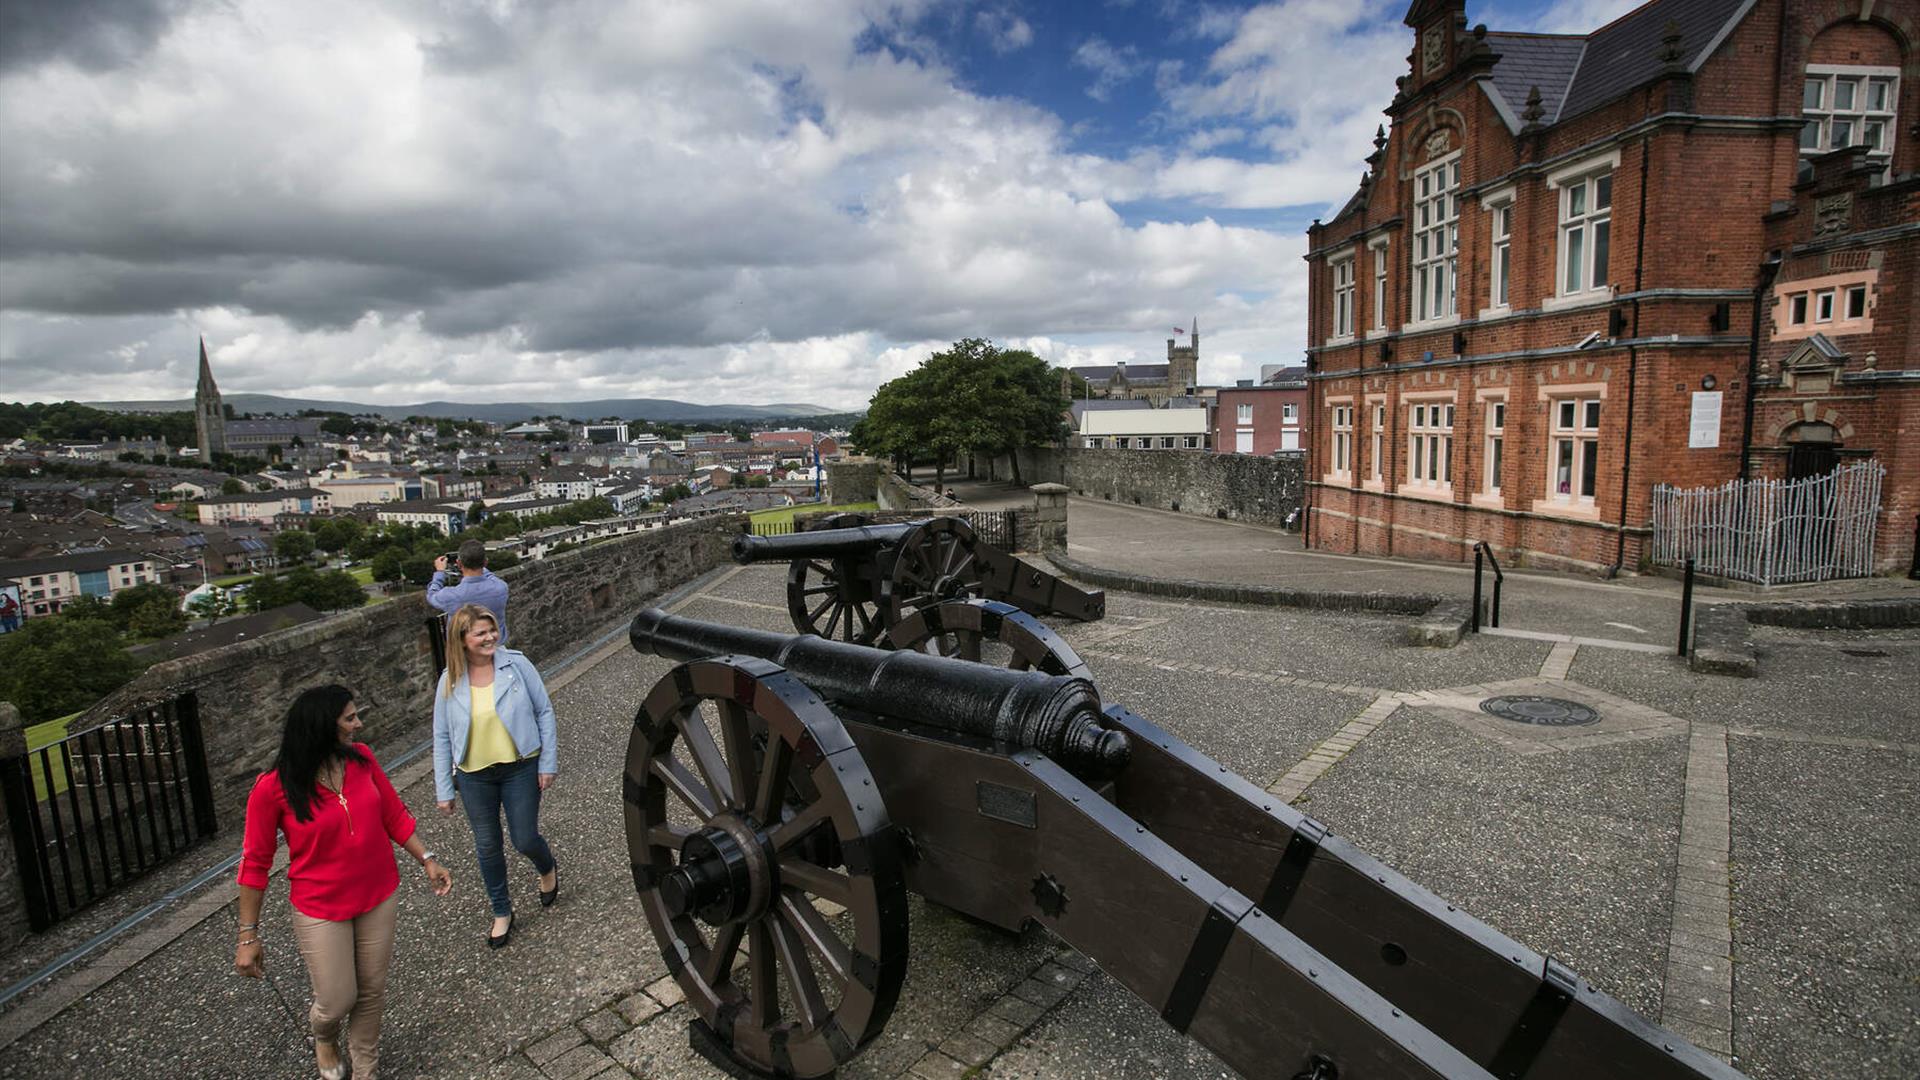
[0,0,1636,411]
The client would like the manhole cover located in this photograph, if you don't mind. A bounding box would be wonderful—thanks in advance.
[1479,696,1600,727]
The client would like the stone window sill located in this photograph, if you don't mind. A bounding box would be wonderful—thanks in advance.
[1529,498,1602,521]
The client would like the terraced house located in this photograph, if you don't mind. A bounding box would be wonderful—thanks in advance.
[1306,0,1918,575]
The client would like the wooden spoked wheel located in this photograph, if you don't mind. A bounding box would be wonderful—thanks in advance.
[883,517,985,626]
[886,599,1092,680]
[784,513,886,644]
[624,656,908,1078]
[785,559,884,645]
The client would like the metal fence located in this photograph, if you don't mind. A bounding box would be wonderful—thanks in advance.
[1,693,217,931]
[1650,461,1884,586]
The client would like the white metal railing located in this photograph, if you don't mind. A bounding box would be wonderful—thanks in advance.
[1650,461,1884,585]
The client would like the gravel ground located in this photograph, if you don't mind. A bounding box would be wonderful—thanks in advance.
[1726,738,1920,1080]
[5,565,1916,1079]
[1297,706,1686,1019]
[1057,592,1556,693]
[1569,628,1920,743]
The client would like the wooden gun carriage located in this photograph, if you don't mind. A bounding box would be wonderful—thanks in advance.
[622,602,1748,1080]
[729,514,1105,645]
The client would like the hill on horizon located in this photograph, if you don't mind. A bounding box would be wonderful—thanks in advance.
[84,393,845,424]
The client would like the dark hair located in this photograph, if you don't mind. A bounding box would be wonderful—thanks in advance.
[457,539,488,570]
[274,685,356,823]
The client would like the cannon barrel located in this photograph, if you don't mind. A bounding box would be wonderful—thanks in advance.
[630,607,1129,775]
[731,522,920,565]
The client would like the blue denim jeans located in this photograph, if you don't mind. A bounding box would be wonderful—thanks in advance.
[455,757,555,917]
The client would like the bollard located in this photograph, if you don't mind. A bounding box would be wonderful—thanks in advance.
[1471,546,1484,633]
[1910,514,1919,581]
[1677,556,1695,656]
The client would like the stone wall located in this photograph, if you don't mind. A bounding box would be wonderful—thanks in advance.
[0,517,741,949]
[825,459,881,505]
[982,447,1308,529]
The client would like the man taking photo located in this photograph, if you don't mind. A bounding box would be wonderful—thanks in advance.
[429,539,510,643]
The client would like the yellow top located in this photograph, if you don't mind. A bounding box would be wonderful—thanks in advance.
[460,683,519,772]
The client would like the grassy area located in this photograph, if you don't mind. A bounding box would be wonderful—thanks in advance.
[209,573,257,587]
[23,711,82,801]
[347,565,375,585]
[747,501,878,527]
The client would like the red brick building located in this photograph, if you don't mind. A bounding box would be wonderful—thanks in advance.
[1214,366,1309,455]
[1305,0,1918,575]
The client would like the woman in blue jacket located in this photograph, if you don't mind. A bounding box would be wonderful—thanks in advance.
[433,603,558,947]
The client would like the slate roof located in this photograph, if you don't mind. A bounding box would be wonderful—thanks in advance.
[1262,365,1310,387]
[1479,0,1753,131]
[0,548,152,577]
[1482,33,1586,129]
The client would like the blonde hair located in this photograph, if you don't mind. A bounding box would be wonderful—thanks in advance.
[442,604,500,698]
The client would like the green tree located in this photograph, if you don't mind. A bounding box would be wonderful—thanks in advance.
[370,549,408,584]
[315,516,364,554]
[220,477,245,495]
[110,584,187,639]
[187,591,238,625]
[273,530,317,562]
[58,594,114,623]
[856,339,1068,487]
[0,619,144,724]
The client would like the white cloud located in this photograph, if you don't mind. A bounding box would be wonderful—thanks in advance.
[1071,37,1148,102]
[974,9,1034,54]
[0,0,1385,408]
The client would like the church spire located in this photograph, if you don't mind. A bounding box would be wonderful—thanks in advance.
[193,336,226,460]
[196,336,218,394]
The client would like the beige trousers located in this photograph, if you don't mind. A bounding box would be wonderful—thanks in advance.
[290,892,398,1079]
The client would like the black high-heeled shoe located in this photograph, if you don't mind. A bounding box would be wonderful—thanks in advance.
[488,912,514,949]
[539,863,559,908]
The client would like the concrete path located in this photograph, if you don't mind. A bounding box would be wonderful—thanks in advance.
[1,567,1915,1079]
[965,483,1916,648]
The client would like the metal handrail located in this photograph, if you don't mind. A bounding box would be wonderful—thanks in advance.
[1471,541,1503,633]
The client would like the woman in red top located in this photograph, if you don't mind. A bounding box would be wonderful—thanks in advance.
[233,685,452,1080]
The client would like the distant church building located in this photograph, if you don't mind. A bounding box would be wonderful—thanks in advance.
[1066,320,1201,403]
[194,337,227,460]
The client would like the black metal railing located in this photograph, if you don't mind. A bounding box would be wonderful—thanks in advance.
[1471,541,1504,633]
[969,509,1021,551]
[1,693,217,931]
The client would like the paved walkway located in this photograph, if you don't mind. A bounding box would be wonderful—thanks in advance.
[942,475,1918,648]
[1,564,1915,1079]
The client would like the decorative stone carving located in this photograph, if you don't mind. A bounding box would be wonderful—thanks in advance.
[1422,27,1445,75]
[1814,193,1852,237]
[1425,128,1451,159]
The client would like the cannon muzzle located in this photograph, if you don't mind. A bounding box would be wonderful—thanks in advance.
[731,522,920,565]
[630,607,1128,775]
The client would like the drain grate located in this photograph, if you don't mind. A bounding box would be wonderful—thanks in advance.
[1479,696,1600,727]
[1841,649,1889,658]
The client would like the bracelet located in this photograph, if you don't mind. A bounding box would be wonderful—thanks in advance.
[237,937,261,947]
[420,850,438,865]
[236,921,259,931]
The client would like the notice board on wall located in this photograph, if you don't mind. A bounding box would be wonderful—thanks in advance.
[1689,391,1723,449]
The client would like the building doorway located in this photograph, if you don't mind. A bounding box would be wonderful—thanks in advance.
[1784,421,1840,480]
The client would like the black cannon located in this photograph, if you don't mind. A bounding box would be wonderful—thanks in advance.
[624,605,1748,1080]
[730,513,1104,645]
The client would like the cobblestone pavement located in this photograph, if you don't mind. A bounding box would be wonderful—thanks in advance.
[1,567,1914,1079]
